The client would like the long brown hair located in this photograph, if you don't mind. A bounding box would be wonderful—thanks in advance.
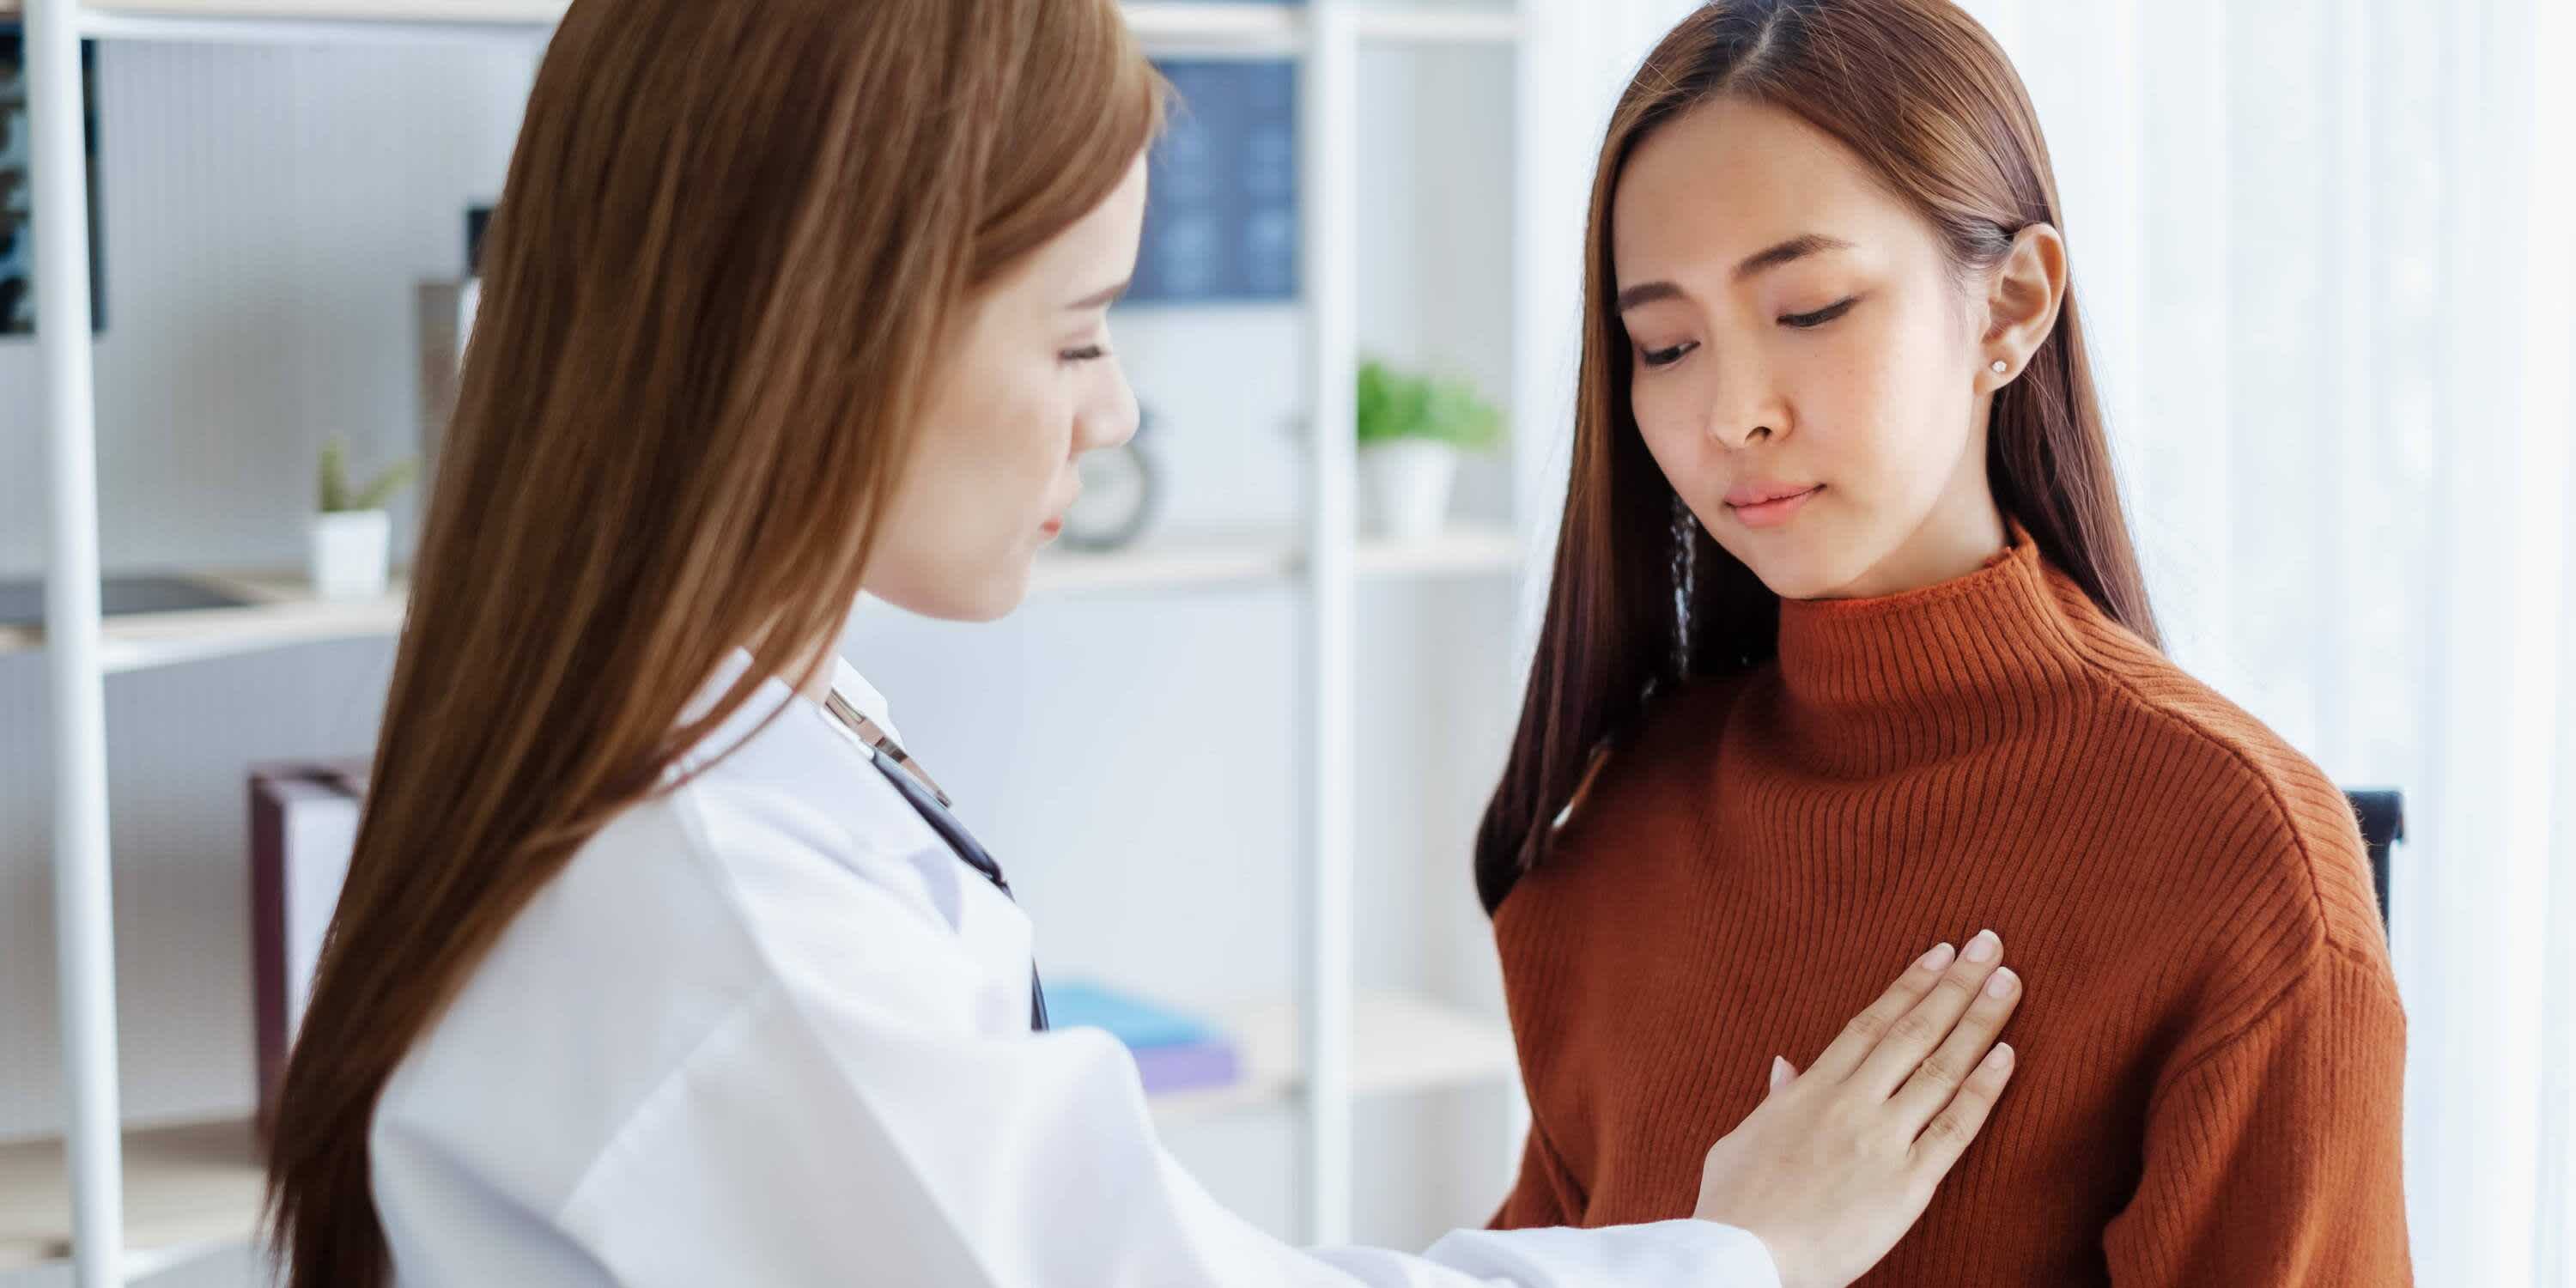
[263,1,1163,1281]
[1474,0,2157,914]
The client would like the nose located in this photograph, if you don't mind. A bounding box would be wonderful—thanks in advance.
[1713,416,1778,450]
[1072,368,1140,456]
[1704,350,1788,450]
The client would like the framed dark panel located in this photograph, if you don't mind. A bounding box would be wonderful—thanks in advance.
[1,27,106,337]
[1131,58,1298,305]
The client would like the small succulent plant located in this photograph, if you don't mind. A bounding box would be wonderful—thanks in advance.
[318,437,417,513]
[1355,360,1504,452]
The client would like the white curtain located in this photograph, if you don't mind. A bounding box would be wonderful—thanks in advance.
[1516,2,2576,1283]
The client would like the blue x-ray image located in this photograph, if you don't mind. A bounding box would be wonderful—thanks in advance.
[1132,58,1300,305]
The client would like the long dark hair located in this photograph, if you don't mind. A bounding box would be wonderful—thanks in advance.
[1474,0,2157,914]
[262,0,1163,1282]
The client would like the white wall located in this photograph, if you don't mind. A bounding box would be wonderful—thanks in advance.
[2,32,1531,1284]
[1956,4,2576,1280]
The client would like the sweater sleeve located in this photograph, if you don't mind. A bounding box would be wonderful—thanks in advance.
[1490,1117,1589,1230]
[2100,944,2411,1284]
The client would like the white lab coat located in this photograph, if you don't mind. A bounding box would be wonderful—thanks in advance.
[370,651,1782,1287]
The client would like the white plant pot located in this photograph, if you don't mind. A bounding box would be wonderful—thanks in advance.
[1361,439,1460,542]
[309,509,392,601]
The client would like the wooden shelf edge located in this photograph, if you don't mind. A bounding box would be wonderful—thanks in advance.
[0,1116,265,1274]
[1123,1,1305,53]
[0,571,410,675]
[1150,987,1519,1124]
[1351,6,1522,45]
[1036,523,1522,597]
[0,526,1519,672]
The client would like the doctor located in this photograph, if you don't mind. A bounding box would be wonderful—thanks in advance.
[263,0,2025,1285]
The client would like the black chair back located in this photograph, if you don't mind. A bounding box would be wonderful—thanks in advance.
[2345,789,2404,934]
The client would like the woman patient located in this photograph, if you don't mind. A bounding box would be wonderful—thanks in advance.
[1478,2,2408,1284]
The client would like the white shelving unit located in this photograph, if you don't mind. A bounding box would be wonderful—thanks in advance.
[13,0,1534,1281]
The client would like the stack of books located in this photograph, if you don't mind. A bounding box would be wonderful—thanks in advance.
[1044,981,1240,1095]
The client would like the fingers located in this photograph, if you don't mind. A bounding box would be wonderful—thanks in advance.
[1850,929,2008,1099]
[1910,1040,2016,1177]
[1805,939,1959,1083]
[1887,960,2023,1132]
[1767,1055,1796,1098]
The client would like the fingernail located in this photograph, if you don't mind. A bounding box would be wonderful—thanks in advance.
[1986,966,2019,998]
[1964,929,2001,963]
[1918,942,1957,971]
[1985,1042,2014,1071]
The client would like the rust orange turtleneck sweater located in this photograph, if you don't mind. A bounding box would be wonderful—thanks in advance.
[1488,530,2410,1285]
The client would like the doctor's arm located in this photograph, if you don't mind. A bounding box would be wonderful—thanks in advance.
[551,854,2016,1288]
[1491,936,2029,1288]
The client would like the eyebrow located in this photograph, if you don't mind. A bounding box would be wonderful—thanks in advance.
[1068,280,1131,311]
[1613,234,1856,312]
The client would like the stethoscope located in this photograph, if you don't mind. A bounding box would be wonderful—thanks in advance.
[823,689,1050,1032]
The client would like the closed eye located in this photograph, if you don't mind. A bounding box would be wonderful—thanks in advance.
[1638,341,1698,370]
[1781,296,1862,329]
[1060,344,1109,364]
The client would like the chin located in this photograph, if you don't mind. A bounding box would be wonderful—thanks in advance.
[1725,538,1875,604]
[951,571,1033,623]
[1721,540,1822,601]
[876,559,1033,624]
[1749,562,1836,602]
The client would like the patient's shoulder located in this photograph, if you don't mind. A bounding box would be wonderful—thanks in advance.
[2067,647,2379,942]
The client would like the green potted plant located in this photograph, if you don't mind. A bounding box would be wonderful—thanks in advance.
[1355,359,1503,540]
[310,437,417,600]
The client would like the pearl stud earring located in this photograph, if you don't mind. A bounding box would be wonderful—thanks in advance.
[1990,359,2009,375]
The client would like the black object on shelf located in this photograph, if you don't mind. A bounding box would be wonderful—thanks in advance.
[0,575,252,629]
[465,204,494,275]
[1,29,107,337]
[2344,788,2404,936]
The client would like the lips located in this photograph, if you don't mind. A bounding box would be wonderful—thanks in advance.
[1723,482,1822,531]
[1725,481,1821,508]
[1041,489,1078,538]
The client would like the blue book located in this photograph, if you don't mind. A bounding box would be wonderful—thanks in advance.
[1046,981,1241,1094]
[1045,981,1219,1049]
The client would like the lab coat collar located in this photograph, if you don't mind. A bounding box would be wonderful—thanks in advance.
[827,655,901,744]
[668,645,902,782]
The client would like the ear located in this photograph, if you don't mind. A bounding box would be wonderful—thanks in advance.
[1978,223,2067,389]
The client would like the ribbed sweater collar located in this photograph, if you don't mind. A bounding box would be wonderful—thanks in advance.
[1769,522,2092,774]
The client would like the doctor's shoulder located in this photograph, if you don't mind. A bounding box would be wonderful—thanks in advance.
[654,732,966,939]
[372,744,975,1117]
